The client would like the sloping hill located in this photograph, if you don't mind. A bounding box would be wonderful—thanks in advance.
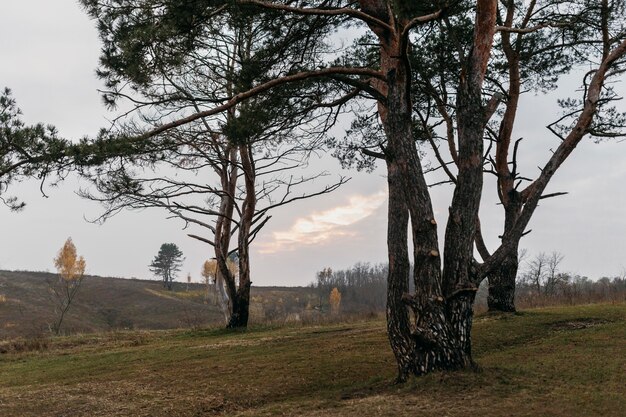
[0,271,323,339]
[0,271,225,338]
[0,303,624,416]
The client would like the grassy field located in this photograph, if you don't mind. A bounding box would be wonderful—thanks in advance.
[0,303,625,416]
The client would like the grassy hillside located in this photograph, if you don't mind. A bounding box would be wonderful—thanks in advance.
[0,271,327,339]
[0,270,224,338]
[1,303,624,416]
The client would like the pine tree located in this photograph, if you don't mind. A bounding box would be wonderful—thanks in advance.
[149,243,184,290]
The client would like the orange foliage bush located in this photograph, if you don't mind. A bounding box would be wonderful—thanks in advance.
[54,237,86,281]
[329,287,341,315]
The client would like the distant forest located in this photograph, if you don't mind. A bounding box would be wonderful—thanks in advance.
[312,260,626,313]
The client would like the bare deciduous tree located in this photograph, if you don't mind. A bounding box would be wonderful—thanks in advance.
[521,251,566,297]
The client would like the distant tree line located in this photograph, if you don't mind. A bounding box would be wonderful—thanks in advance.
[324,257,626,313]
[517,274,626,307]
[515,251,626,307]
[312,263,388,313]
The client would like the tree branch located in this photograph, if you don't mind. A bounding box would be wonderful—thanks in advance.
[133,67,384,142]
[238,0,394,32]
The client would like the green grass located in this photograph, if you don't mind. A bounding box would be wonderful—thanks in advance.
[1,303,624,416]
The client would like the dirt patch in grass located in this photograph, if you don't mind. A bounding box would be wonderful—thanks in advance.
[190,334,296,350]
[310,327,354,334]
[549,317,609,331]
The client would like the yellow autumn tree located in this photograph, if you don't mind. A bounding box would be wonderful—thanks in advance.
[201,260,218,303]
[201,259,238,305]
[54,237,86,281]
[329,287,341,315]
[227,258,239,284]
[49,237,86,334]
[201,260,217,283]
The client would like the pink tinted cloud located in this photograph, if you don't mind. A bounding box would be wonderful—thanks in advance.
[257,191,387,254]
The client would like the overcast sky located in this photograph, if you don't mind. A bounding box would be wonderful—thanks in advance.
[1,1,624,286]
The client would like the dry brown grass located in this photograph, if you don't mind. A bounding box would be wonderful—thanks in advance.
[0,303,625,416]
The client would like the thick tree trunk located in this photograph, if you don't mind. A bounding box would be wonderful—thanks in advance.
[487,200,522,312]
[359,0,498,381]
[214,144,239,325]
[446,291,477,361]
[385,159,415,381]
[386,131,470,378]
[487,246,518,312]
[440,0,497,365]
[228,284,251,328]
[372,14,469,379]
[226,143,256,329]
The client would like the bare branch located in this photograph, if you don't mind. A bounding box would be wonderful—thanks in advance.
[361,148,386,159]
[188,234,216,247]
[401,10,442,39]
[496,22,568,34]
[474,217,491,261]
[238,0,394,32]
[539,191,568,200]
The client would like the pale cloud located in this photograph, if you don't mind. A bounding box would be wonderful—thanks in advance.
[257,191,387,254]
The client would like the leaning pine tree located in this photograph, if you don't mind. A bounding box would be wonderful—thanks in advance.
[484,0,626,312]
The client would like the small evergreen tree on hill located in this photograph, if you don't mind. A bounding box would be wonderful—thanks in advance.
[149,243,184,290]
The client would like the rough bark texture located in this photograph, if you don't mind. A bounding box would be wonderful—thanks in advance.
[385,165,415,380]
[228,289,251,328]
[441,0,498,366]
[362,0,484,380]
[486,1,521,312]
[227,143,256,329]
[487,205,521,312]
[487,256,518,312]
[214,147,237,323]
